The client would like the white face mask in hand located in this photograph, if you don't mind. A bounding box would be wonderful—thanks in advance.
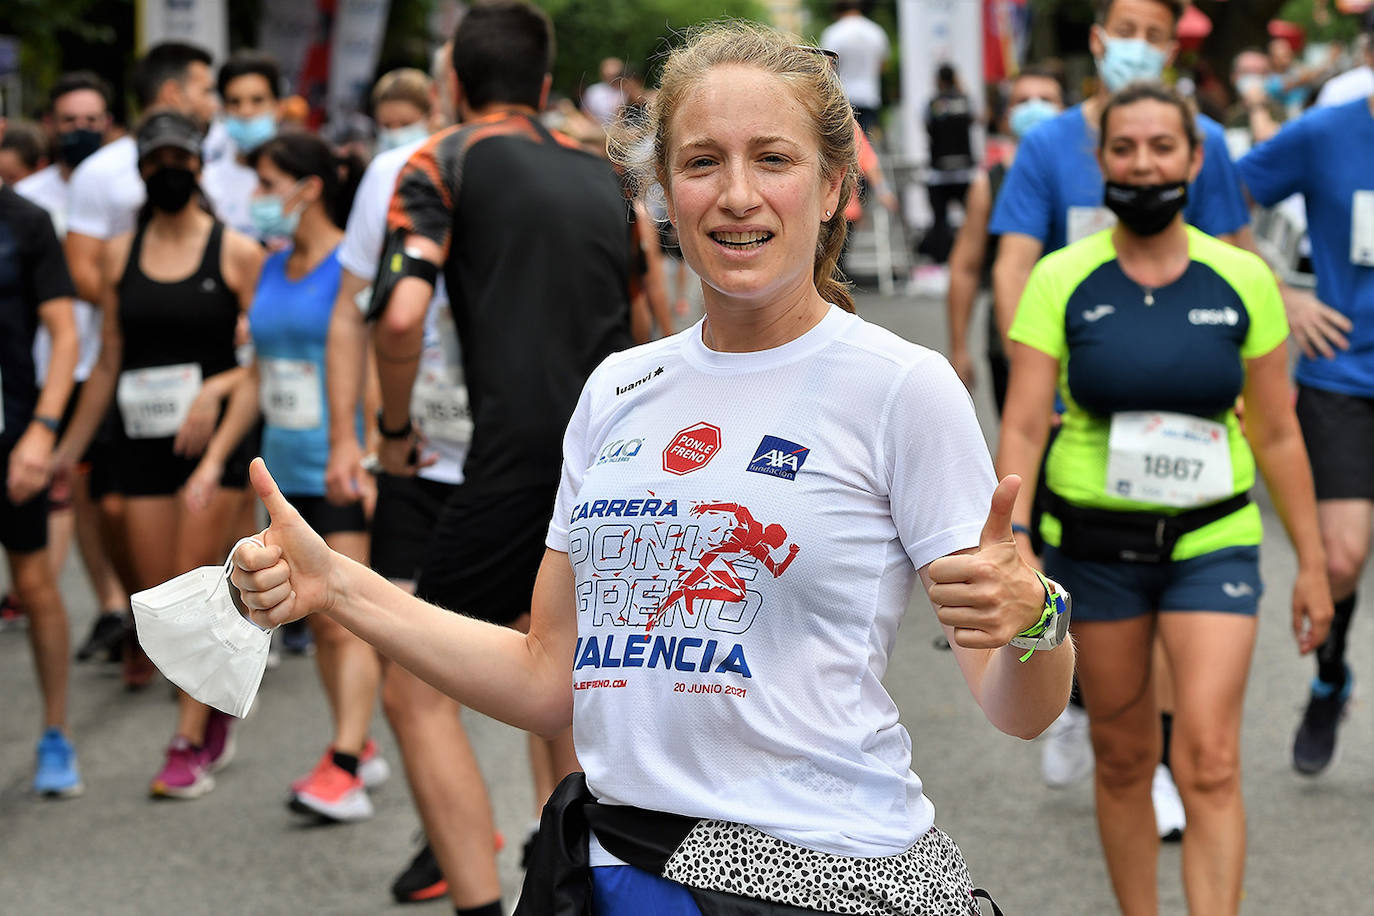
[131,537,275,718]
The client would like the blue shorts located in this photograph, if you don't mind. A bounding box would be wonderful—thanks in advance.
[592,866,701,915]
[1044,544,1263,622]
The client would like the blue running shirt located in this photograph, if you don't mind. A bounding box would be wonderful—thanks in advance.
[989,104,1250,254]
[249,247,347,496]
[1238,98,1374,398]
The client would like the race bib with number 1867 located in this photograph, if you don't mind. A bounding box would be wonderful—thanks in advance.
[1105,411,1234,508]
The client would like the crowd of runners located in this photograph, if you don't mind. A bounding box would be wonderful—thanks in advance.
[1,0,1370,914]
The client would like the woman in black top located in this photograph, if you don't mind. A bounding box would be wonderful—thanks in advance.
[57,112,264,799]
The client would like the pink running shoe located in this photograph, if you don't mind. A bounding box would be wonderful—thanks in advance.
[201,710,235,773]
[291,739,389,794]
[290,760,373,822]
[150,736,214,799]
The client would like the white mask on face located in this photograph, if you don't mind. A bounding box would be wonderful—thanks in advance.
[131,537,274,718]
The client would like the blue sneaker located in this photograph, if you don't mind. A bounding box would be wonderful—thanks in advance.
[34,728,84,798]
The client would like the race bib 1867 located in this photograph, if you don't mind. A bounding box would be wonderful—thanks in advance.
[1106,411,1233,508]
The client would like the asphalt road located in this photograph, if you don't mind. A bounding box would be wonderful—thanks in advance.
[1,286,1369,915]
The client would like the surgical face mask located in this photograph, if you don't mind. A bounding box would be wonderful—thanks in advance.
[1096,28,1169,92]
[224,113,277,153]
[1103,180,1188,236]
[1234,73,1265,100]
[146,166,198,213]
[130,537,273,719]
[57,128,103,168]
[250,184,303,239]
[1008,98,1060,139]
[376,122,429,154]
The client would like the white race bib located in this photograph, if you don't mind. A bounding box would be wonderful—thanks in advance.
[1067,206,1117,245]
[1106,411,1233,508]
[1351,190,1374,267]
[260,358,323,430]
[411,366,472,446]
[117,363,202,439]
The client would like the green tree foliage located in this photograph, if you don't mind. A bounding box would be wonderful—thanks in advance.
[533,0,770,96]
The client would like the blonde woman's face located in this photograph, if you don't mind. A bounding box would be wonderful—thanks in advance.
[665,64,843,308]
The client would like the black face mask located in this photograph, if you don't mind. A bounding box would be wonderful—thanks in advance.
[57,129,103,168]
[1103,181,1189,237]
[145,166,197,213]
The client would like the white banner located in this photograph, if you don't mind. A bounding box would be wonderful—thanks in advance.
[896,0,984,173]
[138,0,228,63]
[329,0,393,123]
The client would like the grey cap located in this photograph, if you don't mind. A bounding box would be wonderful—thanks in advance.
[136,110,203,161]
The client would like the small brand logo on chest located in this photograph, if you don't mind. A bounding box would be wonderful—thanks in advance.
[746,436,810,481]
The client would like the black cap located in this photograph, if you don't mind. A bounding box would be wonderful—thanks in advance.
[136,110,202,161]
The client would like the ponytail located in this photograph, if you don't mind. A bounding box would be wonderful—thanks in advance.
[251,130,367,229]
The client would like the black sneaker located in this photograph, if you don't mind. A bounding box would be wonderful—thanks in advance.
[1292,674,1352,776]
[391,841,447,904]
[76,611,129,662]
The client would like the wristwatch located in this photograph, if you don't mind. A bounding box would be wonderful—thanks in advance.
[376,409,413,441]
[1009,572,1071,661]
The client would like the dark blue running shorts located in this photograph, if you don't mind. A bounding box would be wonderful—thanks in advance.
[1043,544,1262,622]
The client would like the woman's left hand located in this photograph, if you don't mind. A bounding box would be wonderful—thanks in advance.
[927,475,1045,649]
[1292,565,1334,655]
[174,388,219,457]
[184,457,224,513]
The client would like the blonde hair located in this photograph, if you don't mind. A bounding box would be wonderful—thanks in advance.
[371,68,433,116]
[611,21,859,313]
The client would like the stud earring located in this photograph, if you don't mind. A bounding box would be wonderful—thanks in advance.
[824,209,832,219]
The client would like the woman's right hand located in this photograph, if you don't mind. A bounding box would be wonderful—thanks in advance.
[230,458,338,629]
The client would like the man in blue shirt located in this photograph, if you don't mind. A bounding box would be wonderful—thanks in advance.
[1238,92,1374,776]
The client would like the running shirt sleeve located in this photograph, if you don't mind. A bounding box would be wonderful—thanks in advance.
[883,355,996,570]
[987,128,1052,243]
[1235,117,1308,208]
[388,135,456,259]
[1187,117,1250,237]
[338,157,391,279]
[65,156,116,239]
[1007,256,1067,359]
[25,206,76,306]
[1239,261,1289,359]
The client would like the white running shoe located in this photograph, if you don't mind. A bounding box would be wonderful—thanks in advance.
[359,738,390,790]
[1152,763,1185,841]
[1042,705,1094,788]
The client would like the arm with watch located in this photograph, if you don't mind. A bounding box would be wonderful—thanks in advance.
[9,296,79,505]
[371,233,441,477]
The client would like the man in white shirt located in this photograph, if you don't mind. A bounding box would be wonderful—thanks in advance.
[203,51,285,238]
[65,42,218,306]
[819,0,891,135]
[582,57,626,126]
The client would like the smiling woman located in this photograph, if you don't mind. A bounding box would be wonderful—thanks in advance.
[229,17,1072,916]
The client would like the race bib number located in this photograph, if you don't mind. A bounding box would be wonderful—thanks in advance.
[260,359,323,430]
[1106,411,1233,508]
[117,363,203,439]
[411,366,472,446]
[1351,190,1374,267]
[1067,206,1117,245]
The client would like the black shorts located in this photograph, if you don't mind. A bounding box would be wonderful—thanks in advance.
[370,473,458,582]
[414,483,557,625]
[287,494,367,539]
[107,435,251,497]
[1296,385,1374,501]
[0,444,49,554]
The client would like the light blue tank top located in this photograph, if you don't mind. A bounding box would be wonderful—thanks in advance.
[249,246,348,497]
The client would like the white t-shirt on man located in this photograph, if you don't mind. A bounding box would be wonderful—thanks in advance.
[15,164,102,382]
[546,306,996,857]
[338,138,469,485]
[202,156,260,238]
[820,15,890,110]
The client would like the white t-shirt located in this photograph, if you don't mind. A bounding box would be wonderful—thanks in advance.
[546,306,996,857]
[338,139,468,485]
[15,165,102,383]
[202,156,260,238]
[582,82,625,126]
[1315,66,1374,108]
[65,136,143,240]
[820,15,890,110]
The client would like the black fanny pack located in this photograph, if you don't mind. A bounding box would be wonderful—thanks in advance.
[1045,491,1250,564]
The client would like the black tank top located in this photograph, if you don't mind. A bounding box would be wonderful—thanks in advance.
[117,220,239,377]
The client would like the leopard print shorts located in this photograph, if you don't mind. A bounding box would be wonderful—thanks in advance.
[660,820,984,915]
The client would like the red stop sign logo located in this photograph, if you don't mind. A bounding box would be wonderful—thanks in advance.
[662,422,722,476]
